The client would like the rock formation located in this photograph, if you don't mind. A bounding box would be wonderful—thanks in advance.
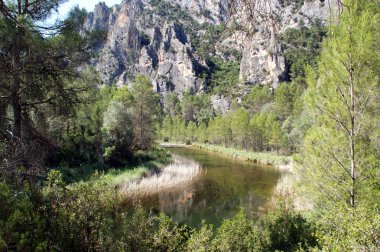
[84,0,337,106]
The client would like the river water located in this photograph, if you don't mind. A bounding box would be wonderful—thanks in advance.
[129,147,283,228]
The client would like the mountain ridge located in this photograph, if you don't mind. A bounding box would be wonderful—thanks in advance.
[83,0,336,111]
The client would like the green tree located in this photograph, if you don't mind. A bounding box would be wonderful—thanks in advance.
[273,83,295,121]
[231,108,250,149]
[196,123,208,143]
[182,92,196,123]
[269,120,285,154]
[131,75,159,150]
[172,115,186,142]
[102,101,133,165]
[187,224,213,251]
[164,93,181,117]
[280,20,326,79]
[186,121,197,142]
[243,85,272,114]
[55,69,105,166]
[161,115,174,141]
[249,112,267,151]
[0,2,89,139]
[0,3,94,178]
[113,85,134,107]
[303,0,379,209]
[301,0,380,249]
[256,208,319,251]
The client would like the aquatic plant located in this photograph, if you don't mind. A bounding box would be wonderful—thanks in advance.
[122,155,201,196]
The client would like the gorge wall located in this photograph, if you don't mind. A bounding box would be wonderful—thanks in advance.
[84,0,336,107]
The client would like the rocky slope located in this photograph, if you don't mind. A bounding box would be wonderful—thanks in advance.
[84,0,336,107]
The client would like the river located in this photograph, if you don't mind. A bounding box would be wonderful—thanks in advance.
[126,147,283,228]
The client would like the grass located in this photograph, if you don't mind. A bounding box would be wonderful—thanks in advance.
[58,148,172,187]
[192,143,291,167]
[121,154,201,196]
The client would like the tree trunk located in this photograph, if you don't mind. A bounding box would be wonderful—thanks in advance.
[349,68,355,208]
[11,26,22,139]
[0,97,7,135]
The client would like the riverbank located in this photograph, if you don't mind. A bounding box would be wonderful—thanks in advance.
[59,148,172,187]
[191,143,292,171]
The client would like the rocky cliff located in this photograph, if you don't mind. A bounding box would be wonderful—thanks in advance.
[84,0,335,103]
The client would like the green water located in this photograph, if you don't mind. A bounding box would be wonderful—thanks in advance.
[134,147,283,228]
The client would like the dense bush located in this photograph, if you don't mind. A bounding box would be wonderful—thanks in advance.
[257,209,319,251]
[0,176,320,251]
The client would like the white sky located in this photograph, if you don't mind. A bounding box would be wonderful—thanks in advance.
[49,0,122,21]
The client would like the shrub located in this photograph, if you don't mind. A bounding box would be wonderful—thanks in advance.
[212,209,257,251]
[187,224,213,251]
[256,209,319,251]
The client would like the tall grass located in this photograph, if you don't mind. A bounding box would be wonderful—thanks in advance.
[192,143,291,167]
[121,155,201,197]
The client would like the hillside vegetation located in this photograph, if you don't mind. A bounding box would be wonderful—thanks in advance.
[0,0,379,251]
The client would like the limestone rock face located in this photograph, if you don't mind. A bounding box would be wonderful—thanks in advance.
[85,0,222,94]
[84,0,336,96]
[211,94,230,114]
[238,0,339,87]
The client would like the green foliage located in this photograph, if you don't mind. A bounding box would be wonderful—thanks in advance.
[49,69,105,167]
[160,98,289,153]
[102,100,134,165]
[164,93,182,117]
[273,81,303,121]
[131,75,160,151]
[1,164,322,252]
[208,58,241,95]
[112,85,134,107]
[212,209,256,251]
[193,143,290,166]
[187,224,213,251]
[315,203,380,251]
[257,208,319,251]
[302,0,380,209]
[280,20,326,79]
[153,1,193,23]
[231,108,250,149]
[153,213,191,251]
[181,92,213,124]
[300,0,380,250]
[192,24,230,58]
[243,84,273,115]
[61,6,88,34]
[186,121,197,142]
[0,182,45,251]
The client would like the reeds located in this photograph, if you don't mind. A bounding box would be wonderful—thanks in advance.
[121,154,201,197]
[192,143,291,167]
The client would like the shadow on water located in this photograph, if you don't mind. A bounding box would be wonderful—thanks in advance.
[123,147,283,228]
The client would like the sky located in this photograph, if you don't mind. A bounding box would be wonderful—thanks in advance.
[49,0,122,22]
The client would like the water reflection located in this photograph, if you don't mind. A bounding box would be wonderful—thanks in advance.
[126,147,282,228]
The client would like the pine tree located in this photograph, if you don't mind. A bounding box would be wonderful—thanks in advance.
[231,108,250,149]
[0,2,92,177]
[186,121,197,142]
[302,0,380,210]
[131,75,159,150]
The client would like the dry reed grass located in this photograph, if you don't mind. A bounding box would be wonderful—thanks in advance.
[121,154,201,197]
